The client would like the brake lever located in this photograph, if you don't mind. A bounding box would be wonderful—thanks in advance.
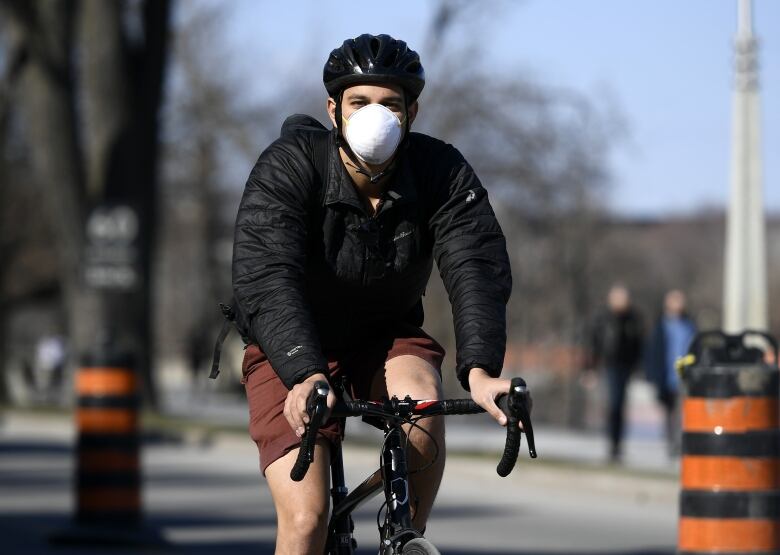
[514,388,537,459]
[290,381,330,481]
[307,381,331,426]
[496,377,537,476]
[506,377,537,458]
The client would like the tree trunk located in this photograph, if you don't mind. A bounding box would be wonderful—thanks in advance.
[0,300,8,404]
[134,0,171,410]
[9,0,105,365]
[6,0,171,409]
[78,0,171,408]
[79,0,130,201]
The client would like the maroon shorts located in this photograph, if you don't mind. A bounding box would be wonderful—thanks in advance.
[242,325,445,475]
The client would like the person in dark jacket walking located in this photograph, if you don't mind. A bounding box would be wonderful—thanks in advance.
[586,284,643,462]
[645,289,696,457]
[232,34,513,553]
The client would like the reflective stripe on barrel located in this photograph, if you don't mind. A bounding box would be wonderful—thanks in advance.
[679,518,780,552]
[679,363,780,553]
[77,368,137,396]
[683,397,778,432]
[682,456,780,490]
[75,365,140,523]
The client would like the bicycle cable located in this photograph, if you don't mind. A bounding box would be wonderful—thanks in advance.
[403,416,440,476]
[376,498,388,537]
[374,413,442,539]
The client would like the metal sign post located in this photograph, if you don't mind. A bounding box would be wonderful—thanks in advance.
[51,203,163,547]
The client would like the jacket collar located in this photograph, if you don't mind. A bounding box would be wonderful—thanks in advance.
[383,153,418,210]
[324,134,418,211]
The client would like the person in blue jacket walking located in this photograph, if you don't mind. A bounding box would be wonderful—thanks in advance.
[645,289,697,457]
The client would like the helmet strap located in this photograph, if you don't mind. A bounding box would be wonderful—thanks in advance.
[334,90,345,146]
[400,94,413,147]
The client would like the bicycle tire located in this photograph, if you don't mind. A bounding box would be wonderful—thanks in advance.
[401,538,441,555]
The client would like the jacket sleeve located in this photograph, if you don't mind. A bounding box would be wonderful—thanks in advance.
[429,147,512,390]
[232,136,328,389]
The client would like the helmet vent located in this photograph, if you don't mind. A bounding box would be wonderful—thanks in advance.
[382,49,399,67]
[369,37,381,59]
[405,61,421,74]
[350,39,368,70]
[328,56,344,72]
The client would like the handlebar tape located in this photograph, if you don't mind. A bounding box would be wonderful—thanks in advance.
[439,399,486,415]
[495,377,537,477]
[290,381,330,482]
[496,394,521,477]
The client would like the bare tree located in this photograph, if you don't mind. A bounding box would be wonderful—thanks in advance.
[416,62,622,347]
[2,0,171,407]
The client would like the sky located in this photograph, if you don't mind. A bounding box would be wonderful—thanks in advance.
[219,0,779,217]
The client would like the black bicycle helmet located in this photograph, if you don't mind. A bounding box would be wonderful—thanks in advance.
[323,34,425,101]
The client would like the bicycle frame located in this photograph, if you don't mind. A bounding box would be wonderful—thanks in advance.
[326,417,418,555]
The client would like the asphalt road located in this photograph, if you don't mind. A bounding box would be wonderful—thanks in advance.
[1,412,677,554]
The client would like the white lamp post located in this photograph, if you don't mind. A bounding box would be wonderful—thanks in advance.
[723,0,768,332]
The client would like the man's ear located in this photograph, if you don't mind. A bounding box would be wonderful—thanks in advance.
[327,97,337,127]
[407,100,419,126]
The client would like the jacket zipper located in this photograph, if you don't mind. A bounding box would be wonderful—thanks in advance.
[362,197,385,287]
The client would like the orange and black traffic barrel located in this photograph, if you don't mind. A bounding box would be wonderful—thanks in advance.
[678,330,780,555]
[74,351,141,525]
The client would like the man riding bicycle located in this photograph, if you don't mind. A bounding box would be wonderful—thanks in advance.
[232,33,513,554]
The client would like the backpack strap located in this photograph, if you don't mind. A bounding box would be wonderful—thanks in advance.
[280,114,331,205]
[209,303,236,379]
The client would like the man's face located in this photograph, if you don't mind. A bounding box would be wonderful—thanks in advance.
[665,290,686,316]
[327,83,418,128]
[607,286,630,313]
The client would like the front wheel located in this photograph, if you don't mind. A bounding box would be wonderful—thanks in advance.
[401,538,441,555]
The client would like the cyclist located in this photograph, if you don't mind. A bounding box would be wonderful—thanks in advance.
[233,33,513,553]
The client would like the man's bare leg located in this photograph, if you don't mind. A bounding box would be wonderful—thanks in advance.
[265,438,332,555]
[382,355,445,531]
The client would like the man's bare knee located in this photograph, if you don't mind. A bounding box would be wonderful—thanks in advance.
[279,507,329,541]
[384,355,443,400]
[265,440,331,553]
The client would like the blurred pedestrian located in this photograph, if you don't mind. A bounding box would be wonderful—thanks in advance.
[586,284,644,462]
[34,335,67,403]
[188,328,210,382]
[645,289,696,457]
[187,327,212,401]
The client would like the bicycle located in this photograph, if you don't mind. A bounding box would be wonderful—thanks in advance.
[290,376,537,554]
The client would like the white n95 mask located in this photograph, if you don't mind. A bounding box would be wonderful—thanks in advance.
[342,103,403,165]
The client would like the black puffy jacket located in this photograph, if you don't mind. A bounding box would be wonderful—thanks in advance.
[232,119,512,390]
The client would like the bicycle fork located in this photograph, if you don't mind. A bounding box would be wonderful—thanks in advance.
[328,441,355,554]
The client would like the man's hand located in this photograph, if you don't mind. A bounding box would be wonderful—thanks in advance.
[283,372,337,438]
[468,367,512,426]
